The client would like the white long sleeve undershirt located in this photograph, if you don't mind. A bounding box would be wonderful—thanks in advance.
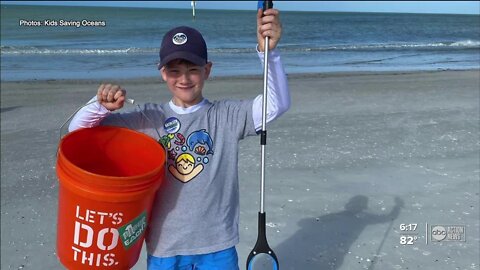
[252,48,290,131]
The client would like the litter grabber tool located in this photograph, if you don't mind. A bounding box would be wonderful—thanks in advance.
[247,1,279,269]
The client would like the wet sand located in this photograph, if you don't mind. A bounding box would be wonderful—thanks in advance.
[1,70,479,269]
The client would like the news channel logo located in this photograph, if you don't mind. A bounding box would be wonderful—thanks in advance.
[430,225,466,242]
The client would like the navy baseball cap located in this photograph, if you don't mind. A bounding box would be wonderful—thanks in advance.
[159,26,208,68]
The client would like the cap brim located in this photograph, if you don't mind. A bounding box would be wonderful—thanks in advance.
[159,51,207,68]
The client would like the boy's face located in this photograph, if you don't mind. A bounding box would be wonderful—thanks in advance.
[161,59,212,107]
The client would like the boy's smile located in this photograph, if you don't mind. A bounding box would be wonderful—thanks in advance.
[161,59,212,108]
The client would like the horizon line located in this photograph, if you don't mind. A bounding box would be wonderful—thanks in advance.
[1,3,479,16]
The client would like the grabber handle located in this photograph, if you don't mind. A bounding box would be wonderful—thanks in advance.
[246,212,279,270]
[258,0,273,11]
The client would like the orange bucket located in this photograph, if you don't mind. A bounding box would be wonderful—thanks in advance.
[56,126,165,270]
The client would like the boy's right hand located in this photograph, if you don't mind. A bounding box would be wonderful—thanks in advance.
[97,83,126,111]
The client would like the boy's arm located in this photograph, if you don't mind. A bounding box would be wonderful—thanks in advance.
[68,96,111,132]
[69,83,126,132]
[252,48,291,131]
[252,7,290,131]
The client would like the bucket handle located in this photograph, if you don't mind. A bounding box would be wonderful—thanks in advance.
[55,98,167,156]
[56,98,135,156]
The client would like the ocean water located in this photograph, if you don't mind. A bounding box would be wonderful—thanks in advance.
[1,4,479,81]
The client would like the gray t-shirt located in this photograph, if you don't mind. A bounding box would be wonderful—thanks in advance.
[100,98,257,257]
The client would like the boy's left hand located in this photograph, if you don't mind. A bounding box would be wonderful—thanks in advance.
[257,8,282,52]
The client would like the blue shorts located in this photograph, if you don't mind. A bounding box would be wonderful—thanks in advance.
[147,247,239,270]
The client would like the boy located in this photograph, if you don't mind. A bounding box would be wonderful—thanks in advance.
[69,8,290,270]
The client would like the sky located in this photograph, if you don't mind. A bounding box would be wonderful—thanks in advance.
[1,1,479,15]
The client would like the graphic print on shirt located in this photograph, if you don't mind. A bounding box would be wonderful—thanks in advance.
[160,117,214,183]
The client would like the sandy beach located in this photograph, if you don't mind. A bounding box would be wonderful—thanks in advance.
[1,70,479,269]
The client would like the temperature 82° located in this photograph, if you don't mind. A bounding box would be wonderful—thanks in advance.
[400,235,418,245]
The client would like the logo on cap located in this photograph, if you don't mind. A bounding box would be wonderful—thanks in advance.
[172,33,187,45]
